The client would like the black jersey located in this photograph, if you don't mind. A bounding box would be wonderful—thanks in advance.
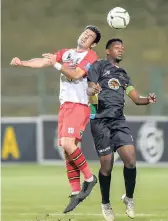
[88,59,133,119]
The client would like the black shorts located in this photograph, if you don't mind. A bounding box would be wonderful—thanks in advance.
[90,118,134,156]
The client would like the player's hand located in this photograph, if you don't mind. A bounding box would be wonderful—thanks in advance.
[91,83,102,94]
[10,57,22,66]
[42,53,56,65]
[148,93,156,103]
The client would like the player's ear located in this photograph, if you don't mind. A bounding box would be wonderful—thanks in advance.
[91,43,97,48]
[106,49,110,55]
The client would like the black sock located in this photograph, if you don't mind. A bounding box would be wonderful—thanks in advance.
[123,166,136,198]
[99,170,111,204]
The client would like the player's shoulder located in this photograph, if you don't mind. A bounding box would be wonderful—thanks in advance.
[118,66,129,76]
[117,67,131,82]
[90,59,102,69]
[94,58,110,66]
[91,59,105,67]
[92,59,107,65]
[87,49,97,56]
[94,59,109,68]
[86,50,98,59]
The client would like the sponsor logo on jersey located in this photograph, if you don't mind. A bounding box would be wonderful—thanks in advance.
[103,70,110,77]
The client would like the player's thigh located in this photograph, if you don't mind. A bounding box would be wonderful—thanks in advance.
[111,119,136,167]
[90,118,112,157]
[61,102,90,140]
[57,105,64,146]
[113,129,134,150]
[112,119,134,150]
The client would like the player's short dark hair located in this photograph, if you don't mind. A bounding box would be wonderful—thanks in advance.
[85,25,101,44]
[106,38,123,49]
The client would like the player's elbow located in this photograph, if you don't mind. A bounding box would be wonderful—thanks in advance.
[134,101,140,105]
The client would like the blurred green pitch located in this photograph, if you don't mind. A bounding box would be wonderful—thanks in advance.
[2,164,168,221]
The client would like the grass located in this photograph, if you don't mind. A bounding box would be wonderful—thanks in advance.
[2,164,168,221]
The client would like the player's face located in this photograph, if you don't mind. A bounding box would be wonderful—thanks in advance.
[77,29,97,49]
[107,42,124,62]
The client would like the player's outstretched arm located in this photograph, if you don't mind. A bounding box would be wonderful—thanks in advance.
[127,87,156,105]
[10,57,52,68]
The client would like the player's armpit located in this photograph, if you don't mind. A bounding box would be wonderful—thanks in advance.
[61,66,85,80]
[127,87,149,105]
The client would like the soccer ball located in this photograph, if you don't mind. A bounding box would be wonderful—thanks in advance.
[107,7,130,29]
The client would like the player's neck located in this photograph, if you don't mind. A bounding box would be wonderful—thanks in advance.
[76,45,90,52]
[107,58,119,68]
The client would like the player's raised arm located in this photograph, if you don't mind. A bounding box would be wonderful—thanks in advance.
[10,57,52,68]
[126,86,156,105]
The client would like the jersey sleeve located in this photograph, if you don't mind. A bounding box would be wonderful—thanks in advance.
[77,50,98,74]
[126,76,135,95]
[87,61,101,83]
[54,49,68,63]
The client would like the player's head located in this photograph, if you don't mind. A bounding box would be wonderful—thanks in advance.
[106,38,124,63]
[77,25,101,49]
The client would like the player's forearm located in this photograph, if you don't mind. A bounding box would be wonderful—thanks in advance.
[133,96,149,105]
[21,58,51,68]
[61,68,78,79]
[53,62,84,80]
[60,66,83,80]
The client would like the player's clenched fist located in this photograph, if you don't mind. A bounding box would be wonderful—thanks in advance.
[148,93,156,103]
[10,57,22,66]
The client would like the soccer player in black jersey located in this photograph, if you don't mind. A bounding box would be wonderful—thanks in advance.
[87,38,156,221]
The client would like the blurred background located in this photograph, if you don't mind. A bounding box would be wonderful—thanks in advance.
[2,0,168,116]
[1,1,168,221]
